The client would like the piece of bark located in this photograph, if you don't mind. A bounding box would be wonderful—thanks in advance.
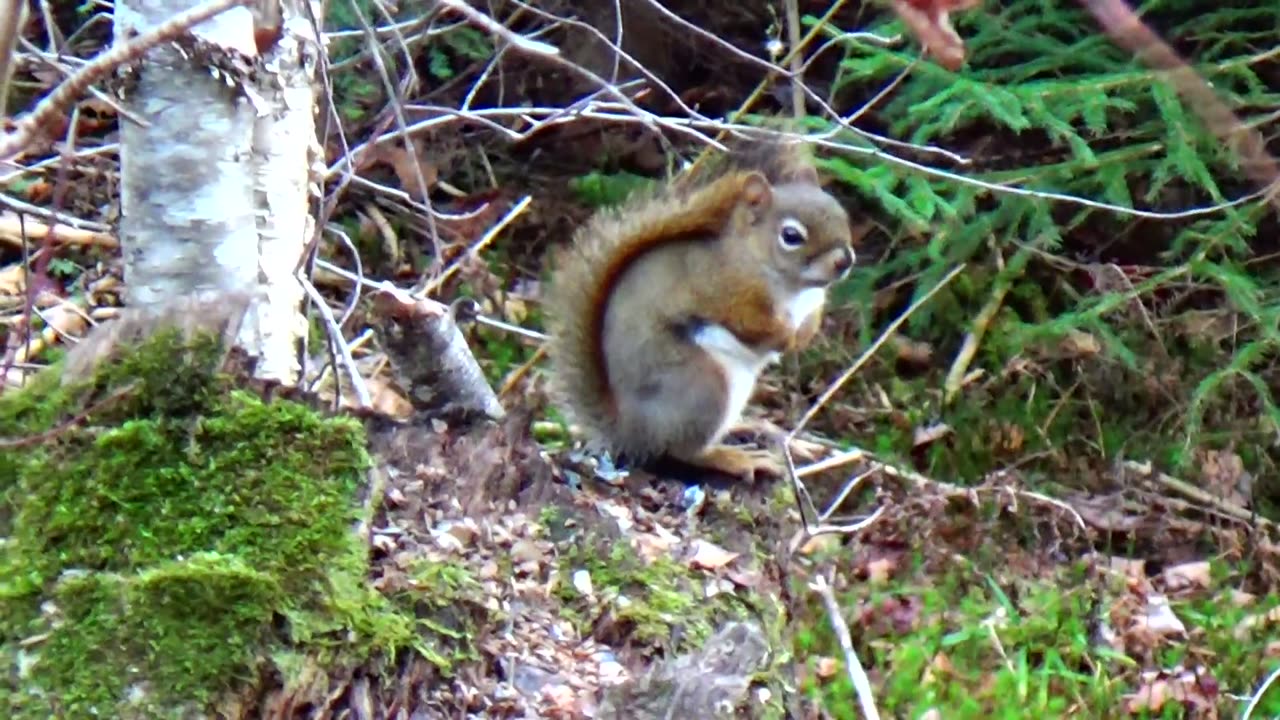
[373,291,506,424]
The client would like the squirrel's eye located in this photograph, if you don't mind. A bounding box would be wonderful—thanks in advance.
[778,219,808,249]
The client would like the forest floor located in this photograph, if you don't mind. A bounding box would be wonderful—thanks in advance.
[3,1,1280,719]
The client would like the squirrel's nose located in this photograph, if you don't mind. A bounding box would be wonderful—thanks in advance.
[834,247,855,277]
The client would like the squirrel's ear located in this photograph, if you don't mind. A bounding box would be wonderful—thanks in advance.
[792,164,821,186]
[739,171,773,214]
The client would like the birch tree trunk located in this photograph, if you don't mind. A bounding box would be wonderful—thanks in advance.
[115,0,322,384]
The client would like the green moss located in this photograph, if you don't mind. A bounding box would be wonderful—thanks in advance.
[376,558,489,670]
[557,534,741,649]
[0,327,415,719]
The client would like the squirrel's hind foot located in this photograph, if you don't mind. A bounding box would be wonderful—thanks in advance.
[680,444,785,482]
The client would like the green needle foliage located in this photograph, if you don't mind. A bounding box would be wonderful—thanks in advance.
[798,0,1280,495]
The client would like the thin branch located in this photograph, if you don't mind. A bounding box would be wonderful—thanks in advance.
[422,195,533,295]
[298,273,371,409]
[811,574,881,720]
[0,0,252,160]
[789,263,966,440]
[1078,0,1280,211]
[0,0,28,115]
[329,103,1263,222]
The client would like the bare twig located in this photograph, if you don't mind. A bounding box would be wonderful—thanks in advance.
[811,574,881,720]
[422,194,533,296]
[944,245,1031,404]
[1122,459,1276,530]
[783,0,806,119]
[343,0,444,278]
[0,212,117,249]
[331,102,1263,222]
[0,382,136,448]
[313,258,547,342]
[1241,664,1280,720]
[298,273,371,409]
[0,0,252,160]
[0,0,28,115]
[790,263,966,440]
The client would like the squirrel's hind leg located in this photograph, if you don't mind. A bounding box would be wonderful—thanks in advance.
[672,445,785,482]
[620,363,785,483]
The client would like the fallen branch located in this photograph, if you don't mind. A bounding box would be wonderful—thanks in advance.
[0,212,118,249]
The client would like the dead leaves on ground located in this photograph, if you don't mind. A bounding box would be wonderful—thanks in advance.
[370,433,789,719]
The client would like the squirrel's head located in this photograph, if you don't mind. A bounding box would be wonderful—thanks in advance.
[734,171,856,290]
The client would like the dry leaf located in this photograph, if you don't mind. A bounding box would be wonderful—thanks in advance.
[1199,448,1252,508]
[1125,668,1217,716]
[364,375,414,420]
[1161,561,1211,592]
[994,422,1024,453]
[1059,329,1101,358]
[0,263,23,295]
[866,557,897,585]
[890,0,984,71]
[912,422,952,447]
[373,143,439,201]
[1133,594,1187,638]
[1074,495,1144,532]
[1108,556,1147,581]
[890,332,934,366]
[922,651,954,685]
[726,567,763,588]
[797,533,842,556]
[1234,604,1280,641]
[632,531,677,563]
[687,539,739,571]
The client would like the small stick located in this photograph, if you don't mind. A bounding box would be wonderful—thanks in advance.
[812,573,881,720]
[790,263,965,440]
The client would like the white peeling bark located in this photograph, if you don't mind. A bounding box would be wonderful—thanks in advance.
[116,0,322,384]
[248,1,323,383]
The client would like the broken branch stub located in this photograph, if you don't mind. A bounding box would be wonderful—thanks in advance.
[373,291,506,424]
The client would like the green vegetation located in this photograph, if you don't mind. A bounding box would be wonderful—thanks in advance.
[771,0,1280,511]
[792,552,1280,719]
[0,328,422,718]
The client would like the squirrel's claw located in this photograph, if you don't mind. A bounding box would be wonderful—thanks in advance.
[690,445,786,482]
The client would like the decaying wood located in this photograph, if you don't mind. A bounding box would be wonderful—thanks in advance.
[59,290,256,385]
[374,291,506,424]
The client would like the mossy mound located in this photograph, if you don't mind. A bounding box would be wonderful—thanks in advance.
[0,329,415,718]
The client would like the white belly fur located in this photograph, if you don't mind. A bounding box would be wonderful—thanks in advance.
[787,287,826,328]
[690,324,778,443]
[692,288,827,442]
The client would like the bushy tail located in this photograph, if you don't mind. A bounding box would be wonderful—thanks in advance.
[541,210,622,442]
[541,169,756,446]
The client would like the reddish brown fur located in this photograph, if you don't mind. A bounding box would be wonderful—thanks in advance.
[575,173,757,419]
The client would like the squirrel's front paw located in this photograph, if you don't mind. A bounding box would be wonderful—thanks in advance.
[693,445,786,482]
